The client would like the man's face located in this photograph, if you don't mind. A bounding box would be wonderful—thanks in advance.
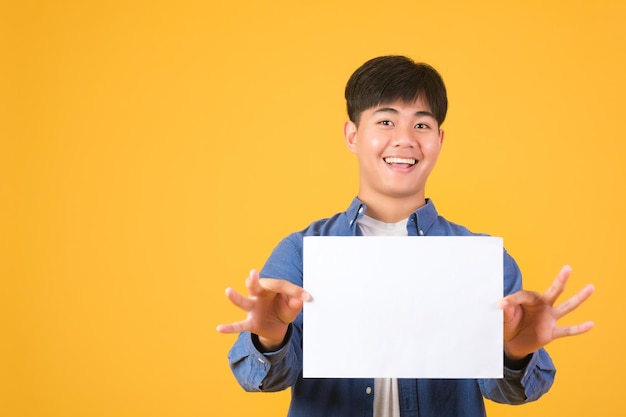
[344,97,444,206]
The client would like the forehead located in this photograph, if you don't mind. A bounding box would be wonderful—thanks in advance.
[367,96,434,117]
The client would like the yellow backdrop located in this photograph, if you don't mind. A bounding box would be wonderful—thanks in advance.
[2,1,624,416]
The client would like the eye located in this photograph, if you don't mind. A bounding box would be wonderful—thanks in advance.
[415,123,428,129]
[378,120,394,126]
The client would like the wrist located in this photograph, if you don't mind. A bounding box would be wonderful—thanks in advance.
[257,336,285,352]
[252,325,292,353]
[504,351,533,370]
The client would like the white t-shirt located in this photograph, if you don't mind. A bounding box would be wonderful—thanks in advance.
[357,214,408,417]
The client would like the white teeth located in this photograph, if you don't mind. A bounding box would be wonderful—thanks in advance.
[384,157,416,165]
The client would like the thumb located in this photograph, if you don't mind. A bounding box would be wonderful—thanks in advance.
[499,298,517,323]
[246,269,265,296]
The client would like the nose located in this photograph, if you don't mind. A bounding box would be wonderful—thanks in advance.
[391,125,415,148]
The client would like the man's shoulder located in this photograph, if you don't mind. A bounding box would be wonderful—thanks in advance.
[430,213,483,236]
[292,211,351,238]
[416,199,481,237]
[262,209,351,280]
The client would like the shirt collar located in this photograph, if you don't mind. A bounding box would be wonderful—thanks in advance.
[346,197,366,229]
[345,196,439,235]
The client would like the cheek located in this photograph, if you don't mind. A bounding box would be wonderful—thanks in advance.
[359,136,384,153]
[421,138,442,155]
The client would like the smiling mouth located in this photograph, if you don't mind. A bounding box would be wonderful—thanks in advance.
[384,157,417,167]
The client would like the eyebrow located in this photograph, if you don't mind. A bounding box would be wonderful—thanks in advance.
[373,107,436,119]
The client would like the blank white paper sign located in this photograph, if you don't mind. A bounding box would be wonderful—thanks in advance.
[302,236,503,379]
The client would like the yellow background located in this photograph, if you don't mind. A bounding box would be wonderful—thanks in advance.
[2,1,624,416]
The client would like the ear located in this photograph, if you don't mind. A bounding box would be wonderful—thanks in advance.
[439,129,445,146]
[344,120,358,153]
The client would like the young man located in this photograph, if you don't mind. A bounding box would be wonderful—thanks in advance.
[217,56,594,417]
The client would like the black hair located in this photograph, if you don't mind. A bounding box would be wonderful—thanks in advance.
[345,56,448,126]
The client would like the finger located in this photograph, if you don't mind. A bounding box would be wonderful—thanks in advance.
[259,278,312,301]
[224,287,254,312]
[501,303,517,324]
[501,290,541,307]
[542,265,571,305]
[245,269,265,296]
[216,319,252,334]
[553,320,595,339]
[554,283,595,319]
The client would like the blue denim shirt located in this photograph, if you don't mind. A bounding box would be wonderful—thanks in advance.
[228,198,556,417]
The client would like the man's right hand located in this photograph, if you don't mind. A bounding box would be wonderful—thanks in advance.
[216,269,312,351]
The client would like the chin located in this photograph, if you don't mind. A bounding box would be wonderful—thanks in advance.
[384,188,424,199]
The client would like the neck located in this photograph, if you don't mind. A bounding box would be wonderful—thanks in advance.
[357,193,427,223]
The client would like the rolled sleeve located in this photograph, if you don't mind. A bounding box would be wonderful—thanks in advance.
[479,348,556,404]
[228,325,299,392]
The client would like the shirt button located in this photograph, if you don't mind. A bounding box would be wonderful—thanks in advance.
[419,229,424,236]
[366,387,372,395]
[358,207,364,214]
